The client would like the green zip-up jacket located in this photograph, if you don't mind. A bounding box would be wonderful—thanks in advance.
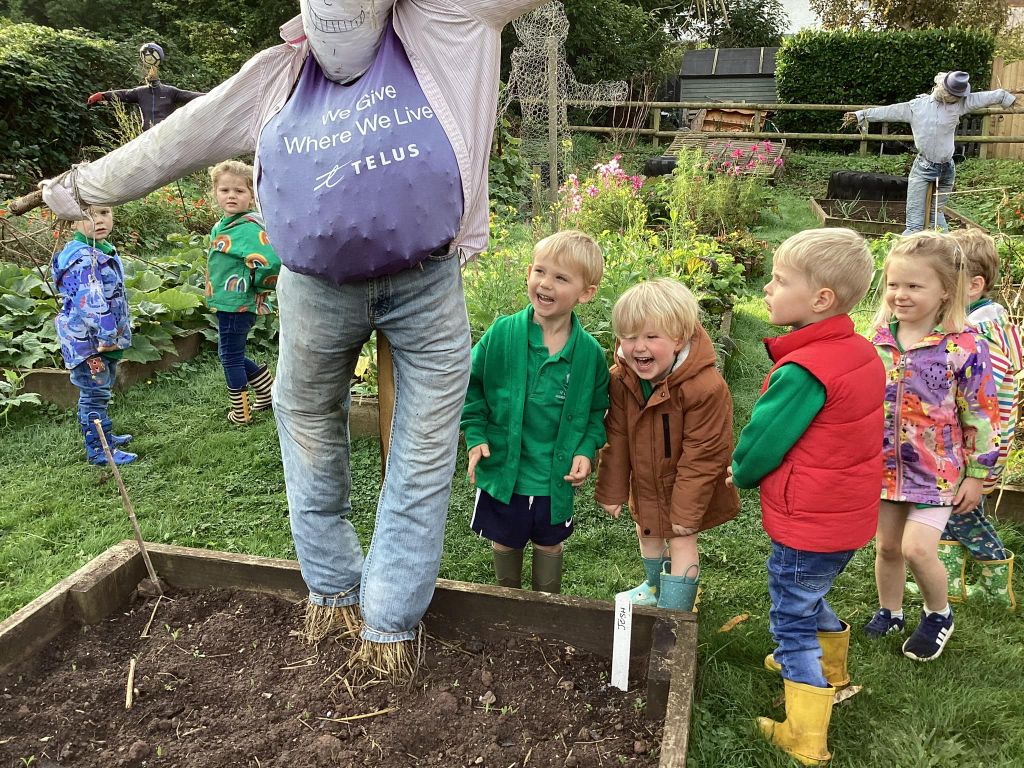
[206,211,281,314]
[461,306,610,524]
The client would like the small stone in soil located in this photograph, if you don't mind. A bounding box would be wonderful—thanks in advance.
[435,691,459,714]
[480,669,493,687]
[314,734,344,763]
[634,739,649,754]
[128,740,151,761]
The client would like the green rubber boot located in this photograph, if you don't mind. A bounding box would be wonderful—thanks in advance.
[493,548,524,589]
[910,540,968,602]
[657,563,700,612]
[621,557,670,607]
[531,549,563,594]
[966,550,1017,611]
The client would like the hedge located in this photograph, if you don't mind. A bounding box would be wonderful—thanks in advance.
[0,22,135,190]
[775,28,996,136]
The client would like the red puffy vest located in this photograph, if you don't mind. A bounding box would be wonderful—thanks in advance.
[759,314,885,552]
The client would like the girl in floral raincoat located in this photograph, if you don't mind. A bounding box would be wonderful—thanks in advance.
[864,232,1000,662]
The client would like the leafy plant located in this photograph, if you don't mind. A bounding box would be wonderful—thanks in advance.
[658,146,776,236]
[557,154,648,237]
[0,369,40,422]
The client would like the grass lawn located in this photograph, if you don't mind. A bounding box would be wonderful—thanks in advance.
[3,153,1024,765]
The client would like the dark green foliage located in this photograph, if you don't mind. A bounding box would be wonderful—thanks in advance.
[0,23,135,184]
[775,28,996,135]
[710,0,788,48]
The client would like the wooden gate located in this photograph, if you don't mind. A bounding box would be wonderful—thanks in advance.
[989,58,1024,160]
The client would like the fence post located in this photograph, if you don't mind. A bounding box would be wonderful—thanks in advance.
[651,107,661,148]
[979,114,990,160]
[546,35,559,203]
[752,109,761,135]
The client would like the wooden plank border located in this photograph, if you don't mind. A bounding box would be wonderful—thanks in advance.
[0,542,697,766]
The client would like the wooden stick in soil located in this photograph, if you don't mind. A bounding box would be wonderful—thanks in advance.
[126,657,137,709]
[93,420,163,593]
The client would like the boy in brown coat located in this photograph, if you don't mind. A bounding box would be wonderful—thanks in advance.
[596,278,739,611]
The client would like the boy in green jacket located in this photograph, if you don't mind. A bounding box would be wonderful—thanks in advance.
[461,230,609,593]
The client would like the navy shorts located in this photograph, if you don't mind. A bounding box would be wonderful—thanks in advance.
[471,489,574,550]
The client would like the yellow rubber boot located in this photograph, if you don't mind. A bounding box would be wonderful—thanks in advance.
[763,621,850,688]
[757,679,835,766]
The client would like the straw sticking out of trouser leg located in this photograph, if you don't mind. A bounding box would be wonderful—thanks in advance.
[350,630,422,684]
[302,602,362,645]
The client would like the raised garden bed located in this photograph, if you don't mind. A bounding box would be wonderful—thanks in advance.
[810,198,983,236]
[0,542,697,767]
[18,333,205,409]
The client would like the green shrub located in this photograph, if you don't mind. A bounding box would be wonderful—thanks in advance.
[0,23,135,186]
[658,146,776,236]
[776,28,996,136]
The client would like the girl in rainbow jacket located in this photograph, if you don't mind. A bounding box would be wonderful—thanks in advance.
[865,231,1000,662]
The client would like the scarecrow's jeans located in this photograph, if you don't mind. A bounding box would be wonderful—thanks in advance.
[904,155,955,234]
[274,254,470,643]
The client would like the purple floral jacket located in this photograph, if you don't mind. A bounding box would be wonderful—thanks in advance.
[872,324,1000,506]
[53,238,132,369]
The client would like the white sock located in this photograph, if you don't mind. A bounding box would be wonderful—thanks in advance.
[889,608,904,619]
[925,605,951,618]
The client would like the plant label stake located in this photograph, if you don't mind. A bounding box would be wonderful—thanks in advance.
[610,591,631,691]
[92,420,162,593]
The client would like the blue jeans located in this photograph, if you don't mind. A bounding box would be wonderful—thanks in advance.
[70,356,118,425]
[217,311,260,390]
[767,541,853,688]
[904,154,955,234]
[943,495,1007,561]
[274,254,471,643]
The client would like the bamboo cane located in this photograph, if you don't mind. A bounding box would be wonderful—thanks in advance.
[92,420,163,593]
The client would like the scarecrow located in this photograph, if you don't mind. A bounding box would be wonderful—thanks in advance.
[33,0,549,679]
[842,71,1015,234]
[87,42,206,131]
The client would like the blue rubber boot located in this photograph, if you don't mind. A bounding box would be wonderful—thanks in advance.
[110,433,133,447]
[621,557,670,607]
[82,418,137,466]
[657,563,700,612]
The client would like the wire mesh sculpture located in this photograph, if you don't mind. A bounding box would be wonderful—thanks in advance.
[499,1,627,198]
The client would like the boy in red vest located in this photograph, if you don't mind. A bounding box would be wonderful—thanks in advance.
[729,228,885,766]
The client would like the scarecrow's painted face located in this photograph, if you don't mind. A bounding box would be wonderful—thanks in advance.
[300,0,397,83]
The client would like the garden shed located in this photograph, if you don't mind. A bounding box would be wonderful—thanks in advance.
[677,47,779,104]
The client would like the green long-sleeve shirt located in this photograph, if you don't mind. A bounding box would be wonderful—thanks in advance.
[731,363,826,489]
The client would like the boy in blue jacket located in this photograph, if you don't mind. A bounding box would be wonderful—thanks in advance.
[461,230,609,593]
[53,206,137,465]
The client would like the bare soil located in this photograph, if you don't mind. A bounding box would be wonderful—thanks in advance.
[0,586,664,767]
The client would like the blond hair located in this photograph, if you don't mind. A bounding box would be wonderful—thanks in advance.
[209,160,255,196]
[873,231,969,333]
[950,227,999,295]
[612,278,700,342]
[533,230,604,287]
[773,228,873,313]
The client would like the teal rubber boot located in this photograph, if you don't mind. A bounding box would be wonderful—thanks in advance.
[622,557,670,607]
[657,563,700,612]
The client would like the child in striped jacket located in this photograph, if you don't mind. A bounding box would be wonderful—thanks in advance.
[939,228,1021,609]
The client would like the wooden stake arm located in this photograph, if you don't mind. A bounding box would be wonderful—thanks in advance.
[8,189,43,216]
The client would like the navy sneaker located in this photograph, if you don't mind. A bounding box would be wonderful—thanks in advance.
[863,608,906,638]
[902,609,954,662]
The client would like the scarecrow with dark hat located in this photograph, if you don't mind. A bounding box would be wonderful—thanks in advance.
[843,71,1015,234]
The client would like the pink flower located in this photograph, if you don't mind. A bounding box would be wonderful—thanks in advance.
[586,185,598,198]
[756,154,767,163]
[773,157,784,167]
[731,148,744,159]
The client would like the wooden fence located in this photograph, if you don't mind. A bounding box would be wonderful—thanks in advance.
[990,57,1024,160]
[556,99,1024,157]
